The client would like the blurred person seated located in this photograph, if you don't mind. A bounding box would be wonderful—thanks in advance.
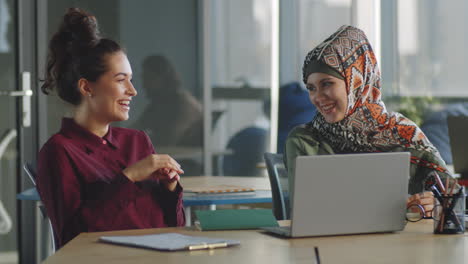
[133,55,203,147]
[132,55,203,174]
[222,100,269,176]
[277,82,317,153]
[223,126,268,176]
[420,102,468,164]
[223,83,317,175]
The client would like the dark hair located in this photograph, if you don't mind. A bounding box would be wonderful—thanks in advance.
[41,8,122,105]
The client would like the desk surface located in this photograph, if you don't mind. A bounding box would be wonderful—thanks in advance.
[17,176,272,206]
[43,220,467,264]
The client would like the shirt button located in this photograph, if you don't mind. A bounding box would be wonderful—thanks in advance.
[102,140,107,145]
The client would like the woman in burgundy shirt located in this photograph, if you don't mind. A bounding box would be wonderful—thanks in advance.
[37,8,185,248]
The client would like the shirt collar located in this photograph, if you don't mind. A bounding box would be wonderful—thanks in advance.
[60,118,120,149]
[103,126,119,148]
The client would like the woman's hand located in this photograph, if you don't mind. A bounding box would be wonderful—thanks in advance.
[153,168,181,192]
[406,192,434,217]
[123,154,184,184]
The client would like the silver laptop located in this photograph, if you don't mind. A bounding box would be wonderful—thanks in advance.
[263,152,409,237]
[446,115,468,228]
[447,115,468,176]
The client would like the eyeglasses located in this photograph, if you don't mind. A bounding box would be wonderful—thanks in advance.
[406,203,442,222]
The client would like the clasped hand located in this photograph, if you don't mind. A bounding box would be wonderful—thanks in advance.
[123,154,184,191]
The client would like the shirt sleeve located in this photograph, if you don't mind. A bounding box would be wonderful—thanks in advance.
[36,141,135,247]
[284,126,337,197]
[155,182,185,226]
[37,142,83,247]
[284,127,317,193]
[141,131,186,226]
[407,149,453,195]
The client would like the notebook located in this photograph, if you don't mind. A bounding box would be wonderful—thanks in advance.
[195,209,278,230]
[262,152,409,237]
[184,185,255,195]
[99,233,240,251]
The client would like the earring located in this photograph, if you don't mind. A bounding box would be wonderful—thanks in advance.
[87,93,92,97]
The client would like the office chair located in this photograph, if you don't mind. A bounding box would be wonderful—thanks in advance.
[263,153,290,220]
[24,162,37,186]
[23,162,56,253]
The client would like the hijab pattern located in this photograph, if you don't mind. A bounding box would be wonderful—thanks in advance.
[303,25,447,173]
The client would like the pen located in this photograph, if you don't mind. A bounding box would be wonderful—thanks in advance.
[188,242,228,251]
[314,246,321,264]
[430,185,444,204]
[432,172,446,194]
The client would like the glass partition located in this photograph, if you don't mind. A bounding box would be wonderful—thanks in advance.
[43,0,276,177]
[382,0,468,166]
[207,0,273,176]
[44,0,203,175]
[0,0,18,262]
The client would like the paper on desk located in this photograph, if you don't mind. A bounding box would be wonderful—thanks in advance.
[99,233,240,251]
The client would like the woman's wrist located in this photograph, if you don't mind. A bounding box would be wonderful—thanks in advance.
[163,180,178,192]
[122,168,136,182]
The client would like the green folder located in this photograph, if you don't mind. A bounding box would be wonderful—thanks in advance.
[194,209,279,230]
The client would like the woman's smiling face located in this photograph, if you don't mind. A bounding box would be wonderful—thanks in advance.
[306,72,348,123]
[87,52,137,123]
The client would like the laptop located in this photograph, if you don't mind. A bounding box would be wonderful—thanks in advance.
[447,115,468,177]
[262,152,409,237]
[446,115,468,228]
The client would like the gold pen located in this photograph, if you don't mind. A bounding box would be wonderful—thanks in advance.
[188,242,228,251]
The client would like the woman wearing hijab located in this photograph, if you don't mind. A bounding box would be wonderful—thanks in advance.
[285,25,451,213]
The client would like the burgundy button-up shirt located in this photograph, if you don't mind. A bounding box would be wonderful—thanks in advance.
[37,118,185,248]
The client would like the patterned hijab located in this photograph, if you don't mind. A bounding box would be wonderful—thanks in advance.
[303,25,448,173]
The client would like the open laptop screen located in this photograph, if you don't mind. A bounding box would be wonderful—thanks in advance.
[447,115,468,176]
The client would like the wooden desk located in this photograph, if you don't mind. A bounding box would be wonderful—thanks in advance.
[43,221,467,264]
[17,176,273,259]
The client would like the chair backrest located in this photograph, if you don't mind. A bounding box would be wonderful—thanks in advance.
[23,162,37,186]
[263,152,289,220]
[22,162,56,253]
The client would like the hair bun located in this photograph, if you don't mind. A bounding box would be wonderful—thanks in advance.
[60,7,101,48]
[42,7,122,105]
